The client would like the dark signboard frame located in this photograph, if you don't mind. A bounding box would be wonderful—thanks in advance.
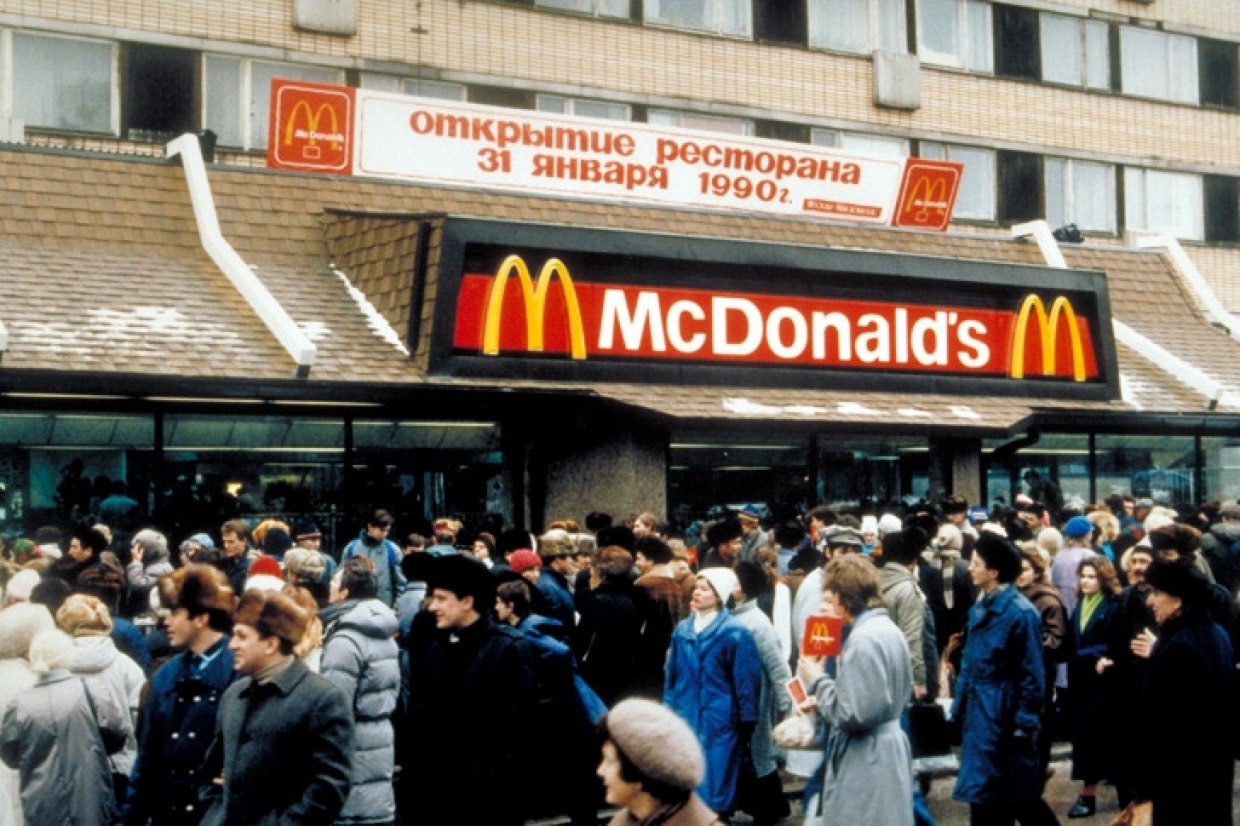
[426,217,1119,401]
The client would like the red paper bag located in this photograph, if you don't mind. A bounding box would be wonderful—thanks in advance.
[802,614,842,657]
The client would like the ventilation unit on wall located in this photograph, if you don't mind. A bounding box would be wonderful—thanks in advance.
[873,51,921,111]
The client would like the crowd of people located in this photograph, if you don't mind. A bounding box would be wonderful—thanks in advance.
[0,490,1236,825]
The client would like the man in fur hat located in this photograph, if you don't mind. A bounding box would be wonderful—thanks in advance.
[123,564,239,826]
[401,554,538,826]
[202,589,353,826]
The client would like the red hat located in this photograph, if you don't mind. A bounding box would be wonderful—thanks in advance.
[248,555,283,579]
[509,549,542,574]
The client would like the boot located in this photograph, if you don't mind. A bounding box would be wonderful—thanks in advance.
[1067,794,1096,818]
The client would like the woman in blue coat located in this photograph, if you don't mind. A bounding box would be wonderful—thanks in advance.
[664,567,762,818]
[952,533,1058,826]
[1065,555,1121,819]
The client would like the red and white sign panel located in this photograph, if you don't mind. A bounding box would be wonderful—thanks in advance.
[451,270,1101,380]
[267,79,963,230]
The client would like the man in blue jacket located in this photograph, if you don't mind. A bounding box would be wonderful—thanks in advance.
[341,508,407,608]
[122,565,239,826]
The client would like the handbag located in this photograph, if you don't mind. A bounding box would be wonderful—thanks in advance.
[772,713,821,750]
[1109,801,1152,826]
[907,700,952,757]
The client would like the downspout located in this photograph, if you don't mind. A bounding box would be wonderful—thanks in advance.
[166,133,316,377]
[1013,220,1240,409]
[1130,233,1240,343]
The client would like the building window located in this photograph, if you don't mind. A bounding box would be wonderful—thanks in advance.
[992,4,1038,81]
[920,142,995,220]
[359,73,467,101]
[123,43,199,141]
[1045,158,1116,234]
[1040,13,1109,90]
[643,0,752,37]
[537,94,632,121]
[1204,176,1240,243]
[807,0,905,55]
[1124,168,1204,241]
[647,109,754,135]
[811,128,908,157]
[916,0,992,72]
[204,56,342,150]
[1199,39,1240,110]
[1119,26,1198,104]
[10,31,116,133]
[537,0,630,19]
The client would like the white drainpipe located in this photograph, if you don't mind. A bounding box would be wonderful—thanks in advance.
[1129,232,1240,343]
[1013,220,1238,409]
[166,133,316,376]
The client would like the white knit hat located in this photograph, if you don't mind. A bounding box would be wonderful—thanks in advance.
[606,698,705,792]
[698,567,738,605]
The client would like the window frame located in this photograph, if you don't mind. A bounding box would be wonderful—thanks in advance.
[203,54,344,151]
[806,0,907,56]
[916,0,993,72]
[643,0,753,38]
[919,141,996,221]
[647,108,755,135]
[3,29,120,135]
[536,94,633,121]
[1039,13,1109,91]
[1123,167,1204,241]
[536,0,631,20]
[1044,157,1117,234]
[1118,25,1199,104]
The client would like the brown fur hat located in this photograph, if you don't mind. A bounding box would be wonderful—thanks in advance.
[233,588,308,646]
[159,564,236,622]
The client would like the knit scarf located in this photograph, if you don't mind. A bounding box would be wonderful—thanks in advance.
[1079,591,1102,632]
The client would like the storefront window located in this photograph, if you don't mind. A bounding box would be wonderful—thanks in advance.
[1202,437,1240,503]
[669,434,811,526]
[984,433,1089,513]
[351,420,504,541]
[1095,434,1196,506]
[0,411,155,532]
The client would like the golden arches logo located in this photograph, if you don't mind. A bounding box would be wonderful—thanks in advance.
[807,619,834,646]
[1010,295,1087,382]
[903,176,949,225]
[283,99,342,150]
[481,255,587,360]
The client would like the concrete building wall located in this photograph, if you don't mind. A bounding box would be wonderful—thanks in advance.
[542,420,667,530]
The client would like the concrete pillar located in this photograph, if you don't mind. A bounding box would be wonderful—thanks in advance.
[538,410,667,529]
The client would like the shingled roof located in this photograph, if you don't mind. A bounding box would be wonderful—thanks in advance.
[0,142,1233,433]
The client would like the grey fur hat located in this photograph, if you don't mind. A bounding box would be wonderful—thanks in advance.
[606,698,705,792]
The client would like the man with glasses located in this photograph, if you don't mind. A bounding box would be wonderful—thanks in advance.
[341,509,407,608]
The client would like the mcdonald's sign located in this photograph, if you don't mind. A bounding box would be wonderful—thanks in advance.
[1009,295,1088,382]
[478,255,588,360]
[892,160,962,231]
[802,614,841,657]
[437,219,1118,400]
[267,79,355,174]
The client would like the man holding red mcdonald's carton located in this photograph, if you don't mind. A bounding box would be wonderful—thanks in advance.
[796,554,914,826]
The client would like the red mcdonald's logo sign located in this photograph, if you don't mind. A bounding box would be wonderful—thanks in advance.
[892,160,962,231]
[480,255,587,359]
[1009,294,1087,382]
[267,79,355,174]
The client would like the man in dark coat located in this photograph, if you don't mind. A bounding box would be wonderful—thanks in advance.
[202,589,353,826]
[1132,558,1234,825]
[122,565,239,826]
[403,554,538,826]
